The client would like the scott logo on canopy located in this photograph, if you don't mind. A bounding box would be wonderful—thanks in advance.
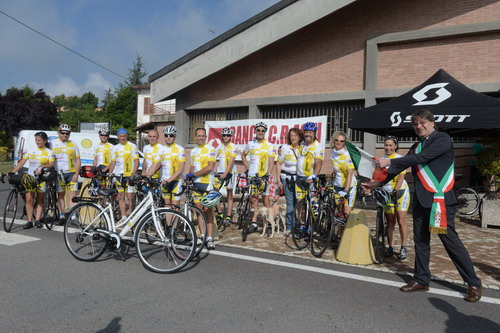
[390,112,471,127]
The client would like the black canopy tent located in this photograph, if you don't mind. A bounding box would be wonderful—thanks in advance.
[349,69,500,137]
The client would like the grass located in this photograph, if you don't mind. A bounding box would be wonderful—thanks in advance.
[0,161,13,173]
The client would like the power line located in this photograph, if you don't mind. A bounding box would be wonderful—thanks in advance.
[0,10,127,80]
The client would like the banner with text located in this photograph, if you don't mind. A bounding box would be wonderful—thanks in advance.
[205,116,327,154]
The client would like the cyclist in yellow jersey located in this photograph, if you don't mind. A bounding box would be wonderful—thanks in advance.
[146,126,186,206]
[12,132,55,229]
[93,127,113,173]
[50,124,81,224]
[330,131,357,217]
[142,130,166,179]
[108,128,139,221]
[215,127,238,225]
[242,122,276,233]
[379,136,410,260]
[186,128,217,249]
[295,122,324,201]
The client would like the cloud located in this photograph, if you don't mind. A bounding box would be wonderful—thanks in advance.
[33,73,112,99]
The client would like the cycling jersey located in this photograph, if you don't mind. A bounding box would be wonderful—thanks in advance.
[94,142,114,166]
[381,153,409,192]
[330,148,357,188]
[111,141,138,177]
[243,139,276,177]
[50,138,80,172]
[22,147,55,176]
[382,153,410,213]
[296,140,324,177]
[277,144,298,178]
[190,143,216,184]
[216,142,237,174]
[154,143,186,181]
[143,143,166,179]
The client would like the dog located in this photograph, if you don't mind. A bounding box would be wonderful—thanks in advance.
[258,204,287,237]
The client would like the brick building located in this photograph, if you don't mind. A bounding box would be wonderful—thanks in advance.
[147,0,500,180]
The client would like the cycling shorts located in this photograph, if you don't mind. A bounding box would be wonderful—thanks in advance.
[334,186,357,208]
[385,188,410,213]
[250,176,269,196]
[214,173,236,192]
[115,176,135,194]
[162,180,182,201]
[295,176,313,200]
[57,172,77,192]
[192,182,210,204]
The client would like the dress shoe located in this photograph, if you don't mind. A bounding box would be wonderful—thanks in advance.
[400,280,429,292]
[464,285,482,303]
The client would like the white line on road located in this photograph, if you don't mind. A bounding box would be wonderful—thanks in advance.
[211,250,500,305]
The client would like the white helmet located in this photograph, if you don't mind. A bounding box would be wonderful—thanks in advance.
[163,126,177,135]
[98,126,110,136]
[58,124,71,132]
[373,188,390,207]
[221,127,233,136]
[255,122,268,131]
[200,191,223,208]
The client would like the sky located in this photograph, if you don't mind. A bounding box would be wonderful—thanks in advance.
[0,0,280,101]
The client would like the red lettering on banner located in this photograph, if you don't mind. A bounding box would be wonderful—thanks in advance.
[268,125,277,144]
[235,126,242,145]
[279,125,289,144]
[244,126,251,144]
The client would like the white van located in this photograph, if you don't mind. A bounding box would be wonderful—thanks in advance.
[13,130,119,175]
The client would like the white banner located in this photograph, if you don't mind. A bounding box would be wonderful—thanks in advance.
[205,116,328,153]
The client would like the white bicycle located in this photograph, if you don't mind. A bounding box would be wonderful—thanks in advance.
[63,178,196,273]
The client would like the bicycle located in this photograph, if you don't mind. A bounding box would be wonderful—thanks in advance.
[455,176,499,221]
[370,188,392,264]
[63,177,196,274]
[214,174,231,232]
[38,167,60,230]
[235,173,252,230]
[3,173,30,232]
[241,174,269,242]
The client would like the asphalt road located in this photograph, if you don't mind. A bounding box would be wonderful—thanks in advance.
[1,182,500,332]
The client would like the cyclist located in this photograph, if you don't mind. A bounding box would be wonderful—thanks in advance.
[50,124,81,224]
[242,122,276,233]
[142,129,166,180]
[108,128,139,221]
[295,122,324,208]
[146,126,186,207]
[215,127,238,225]
[330,131,357,218]
[380,136,410,260]
[92,127,114,173]
[11,131,55,229]
[276,127,304,235]
[186,128,217,249]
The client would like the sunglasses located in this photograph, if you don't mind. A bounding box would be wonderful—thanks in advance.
[334,139,345,143]
[222,134,232,137]
[165,134,176,138]
[256,129,266,133]
[59,132,70,135]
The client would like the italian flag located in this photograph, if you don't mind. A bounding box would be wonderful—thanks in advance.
[345,141,387,182]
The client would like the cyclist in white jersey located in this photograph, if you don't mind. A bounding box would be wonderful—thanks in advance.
[242,122,276,233]
[50,124,81,224]
[92,127,114,172]
[295,122,324,200]
[142,130,166,179]
[12,132,55,229]
[215,127,238,225]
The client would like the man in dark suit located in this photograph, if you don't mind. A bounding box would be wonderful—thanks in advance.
[362,109,482,302]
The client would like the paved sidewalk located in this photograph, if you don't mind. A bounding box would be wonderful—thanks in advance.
[216,209,500,290]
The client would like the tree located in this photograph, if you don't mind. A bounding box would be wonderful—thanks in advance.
[0,87,58,139]
[125,54,148,87]
[101,87,115,109]
[104,86,137,139]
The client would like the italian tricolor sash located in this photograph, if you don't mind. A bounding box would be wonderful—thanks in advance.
[415,141,455,234]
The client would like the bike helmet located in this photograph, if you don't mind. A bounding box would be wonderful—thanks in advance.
[221,127,233,136]
[373,188,390,207]
[303,122,318,132]
[200,191,223,208]
[255,122,268,131]
[163,126,177,135]
[58,124,71,132]
[98,127,110,136]
[22,174,38,191]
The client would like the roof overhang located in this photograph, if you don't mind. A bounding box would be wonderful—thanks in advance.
[149,0,357,103]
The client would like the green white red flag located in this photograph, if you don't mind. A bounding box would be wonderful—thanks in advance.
[345,141,387,182]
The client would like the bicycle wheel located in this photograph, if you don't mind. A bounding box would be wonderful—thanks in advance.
[310,205,334,258]
[43,189,59,230]
[292,199,311,250]
[64,202,109,261]
[456,187,480,215]
[135,208,196,274]
[184,205,207,257]
[216,197,227,232]
[3,189,19,232]
[236,190,250,229]
[374,207,386,264]
[240,198,254,242]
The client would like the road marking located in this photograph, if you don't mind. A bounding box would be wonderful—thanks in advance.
[0,230,41,246]
[211,250,500,305]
